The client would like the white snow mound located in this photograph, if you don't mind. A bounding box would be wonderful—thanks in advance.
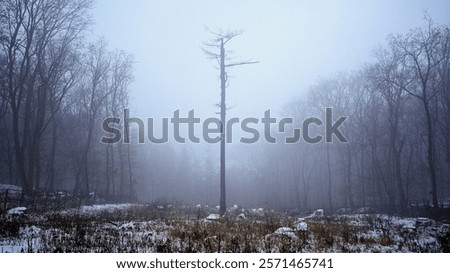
[274,227,298,239]
[296,221,308,231]
[206,214,220,221]
[236,213,246,220]
[0,184,22,191]
[7,207,27,215]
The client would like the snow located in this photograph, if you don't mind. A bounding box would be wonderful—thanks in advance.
[77,203,134,214]
[392,218,416,229]
[336,208,353,214]
[23,225,41,237]
[313,209,324,217]
[402,224,416,231]
[250,208,265,216]
[305,209,324,219]
[274,227,298,240]
[1,204,449,253]
[119,222,135,230]
[7,207,27,215]
[236,213,246,220]
[205,214,220,221]
[295,221,308,231]
[0,184,22,192]
[416,217,433,226]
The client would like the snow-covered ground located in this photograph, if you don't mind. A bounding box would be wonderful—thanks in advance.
[65,203,134,215]
[0,184,23,192]
[0,204,449,253]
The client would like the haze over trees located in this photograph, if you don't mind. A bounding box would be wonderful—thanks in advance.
[0,1,449,219]
[136,20,450,217]
[0,0,134,199]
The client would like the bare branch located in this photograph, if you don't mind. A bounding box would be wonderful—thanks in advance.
[200,47,219,59]
[225,59,259,67]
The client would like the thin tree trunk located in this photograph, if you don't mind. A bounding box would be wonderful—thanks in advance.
[47,119,58,192]
[105,143,111,196]
[219,38,226,215]
[127,144,134,198]
[423,97,439,213]
[326,144,333,210]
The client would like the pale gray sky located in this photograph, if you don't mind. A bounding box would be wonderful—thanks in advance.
[91,0,450,120]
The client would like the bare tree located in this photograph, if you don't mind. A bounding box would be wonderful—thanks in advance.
[0,0,92,194]
[103,50,134,198]
[391,21,448,214]
[366,46,411,212]
[202,29,258,215]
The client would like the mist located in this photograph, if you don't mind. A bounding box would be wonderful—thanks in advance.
[88,0,450,212]
[1,0,450,223]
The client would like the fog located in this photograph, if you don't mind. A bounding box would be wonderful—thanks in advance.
[1,0,450,216]
[92,0,450,119]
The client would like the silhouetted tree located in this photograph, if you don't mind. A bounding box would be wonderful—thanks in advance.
[202,29,258,215]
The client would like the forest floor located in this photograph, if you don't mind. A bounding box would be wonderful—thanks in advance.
[1,203,449,253]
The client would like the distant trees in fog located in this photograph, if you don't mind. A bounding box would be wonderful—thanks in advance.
[0,1,449,215]
[0,0,135,198]
[140,21,450,214]
[243,20,450,214]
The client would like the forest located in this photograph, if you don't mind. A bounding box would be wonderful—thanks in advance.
[0,0,450,253]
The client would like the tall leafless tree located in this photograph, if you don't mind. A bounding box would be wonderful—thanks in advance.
[202,29,258,215]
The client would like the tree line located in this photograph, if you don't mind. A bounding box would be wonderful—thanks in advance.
[0,0,135,199]
[0,1,449,217]
[235,19,450,215]
[136,20,450,217]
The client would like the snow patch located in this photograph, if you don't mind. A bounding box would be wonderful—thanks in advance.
[0,184,22,192]
[274,227,298,240]
[77,204,134,214]
[306,209,324,219]
[416,217,433,227]
[250,208,265,216]
[236,213,246,220]
[7,207,27,215]
[295,221,308,231]
[206,214,220,221]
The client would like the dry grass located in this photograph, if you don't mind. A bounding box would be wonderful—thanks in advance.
[0,204,449,253]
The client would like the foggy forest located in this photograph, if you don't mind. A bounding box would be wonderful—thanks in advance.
[1,0,450,253]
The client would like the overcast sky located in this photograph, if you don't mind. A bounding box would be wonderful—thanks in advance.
[91,0,450,121]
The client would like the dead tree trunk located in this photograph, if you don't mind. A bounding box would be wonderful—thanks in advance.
[202,30,258,215]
